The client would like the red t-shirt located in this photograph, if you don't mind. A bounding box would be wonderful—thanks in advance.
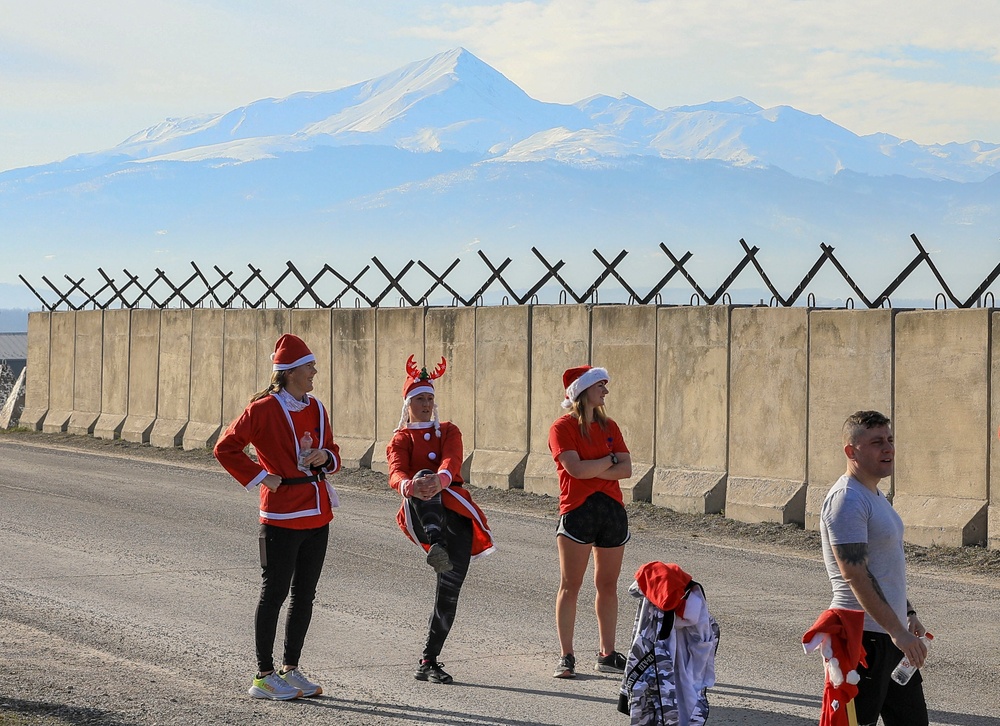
[548,413,629,515]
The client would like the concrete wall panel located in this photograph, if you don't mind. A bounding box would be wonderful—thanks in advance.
[94,310,130,439]
[41,312,76,433]
[67,310,103,435]
[895,310,989,546]
[121,309,161,443]
[332,308,376,467]
[150,310,192,448]
[523,305,590,497]
[221,311,258,427]
[805,310,894,530]
[471,306,530,489]
[20,312,51,430]
[727,308,809,524]
[653,305,730,514]
[425,307,477,481]
[371,308,425,473]
[592,305,657,502]
[255,310,291,391]
[291,309,333,407]
[991,312,1000,550]
[183,308,225,450]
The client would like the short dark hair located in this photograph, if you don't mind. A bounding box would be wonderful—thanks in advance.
[843,410,891,446]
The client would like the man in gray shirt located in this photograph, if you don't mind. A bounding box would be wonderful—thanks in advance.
[820,410,929,725]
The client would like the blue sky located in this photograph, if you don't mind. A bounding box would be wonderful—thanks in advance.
[1,0,999,172]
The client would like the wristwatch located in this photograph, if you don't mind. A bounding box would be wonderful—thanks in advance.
[609,452,618,465]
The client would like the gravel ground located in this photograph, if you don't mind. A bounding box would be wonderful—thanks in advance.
[3,428,998,726]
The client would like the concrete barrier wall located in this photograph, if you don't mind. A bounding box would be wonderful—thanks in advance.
[990,312,1000,550]
[523,305,590,497]
[41,312,76,433]
[150,309,192,448]
[332,308,376,467]
[26,304,1000,548]
[121,309,161,443]
[67,310,103,436]
[653,305,730,514]
[371,307,425,473]
[425,307,477,481]
[183,308,225,450]
[805,310,894,530]
[592,305,657,502]
[727,307,809,525]
[471,305,530,489]
[220,311,257,427]
[20,312,51,430]
[290,309,333,408]
[894,310,989,546]
[94,309,130,439]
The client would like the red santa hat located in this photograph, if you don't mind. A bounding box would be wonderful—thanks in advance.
[561,365,610,409]
[396,356,448,434]
[802,608,867,726]
[402,355,447,400]
[270,334,315,371]
[634,561,694,618]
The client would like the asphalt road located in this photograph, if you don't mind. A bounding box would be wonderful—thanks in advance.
[1,438,998,725]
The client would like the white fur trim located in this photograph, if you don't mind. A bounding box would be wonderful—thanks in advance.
[561,367,609,409]
[272,353,316,371]
[405,385,435,400]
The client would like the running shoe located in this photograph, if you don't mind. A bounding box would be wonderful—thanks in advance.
[426,543,454,573]
[280,667,323,697]
[248,671,302,700]
[595,650,627,673]
[553,653,576,679]
[414,658,454,684]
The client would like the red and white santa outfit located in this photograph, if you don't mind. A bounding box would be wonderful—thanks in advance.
[802,608,867,726]
[214,333,343,682]
[386,357,494,558]
[386,356,495,672]
[215,333,341,527]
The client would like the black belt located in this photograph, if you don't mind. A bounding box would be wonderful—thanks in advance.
[280,474,325,485]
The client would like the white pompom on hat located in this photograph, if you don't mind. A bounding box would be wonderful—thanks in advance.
[561,365,610,409]
[270,334,315,371]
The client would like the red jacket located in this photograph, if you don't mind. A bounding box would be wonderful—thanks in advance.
[387,422,495,558]
[215,393,341,529]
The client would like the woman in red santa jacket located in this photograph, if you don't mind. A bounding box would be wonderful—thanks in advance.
[214,334,341,702]
[386,355,495,685]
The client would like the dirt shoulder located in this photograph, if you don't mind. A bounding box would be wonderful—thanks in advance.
[3,428,999,581]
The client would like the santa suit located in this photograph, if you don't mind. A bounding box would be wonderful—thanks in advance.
[387,420,495,558]
[802,608,867,726]
[215,392,341,528]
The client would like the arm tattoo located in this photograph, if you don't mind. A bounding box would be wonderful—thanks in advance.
[866,569,890,605]
[834,542,890,606]
[834,542,868,566]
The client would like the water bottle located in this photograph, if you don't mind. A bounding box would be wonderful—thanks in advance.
[298,431,313,470]
[890,633,933,685]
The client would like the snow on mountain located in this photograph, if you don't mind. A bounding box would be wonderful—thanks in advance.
[3,48,1000,311]
[39,47,999,182]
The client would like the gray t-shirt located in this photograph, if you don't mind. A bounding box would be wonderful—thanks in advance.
[820,474,908,633]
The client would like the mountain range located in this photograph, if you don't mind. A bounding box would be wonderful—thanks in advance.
[2,47,998,315]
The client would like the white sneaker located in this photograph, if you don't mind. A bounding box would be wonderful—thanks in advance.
[280,667,323,697]
[248,671,302,700]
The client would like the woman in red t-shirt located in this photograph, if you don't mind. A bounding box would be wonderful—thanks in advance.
[548,365,632,679]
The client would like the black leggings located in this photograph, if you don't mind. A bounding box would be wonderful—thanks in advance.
[419,508,473,660]
[255,523,329,673]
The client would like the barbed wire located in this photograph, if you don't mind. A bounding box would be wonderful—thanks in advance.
[17,234,1000,311]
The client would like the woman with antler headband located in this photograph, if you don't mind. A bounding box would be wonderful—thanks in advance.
[386,355,496,685]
